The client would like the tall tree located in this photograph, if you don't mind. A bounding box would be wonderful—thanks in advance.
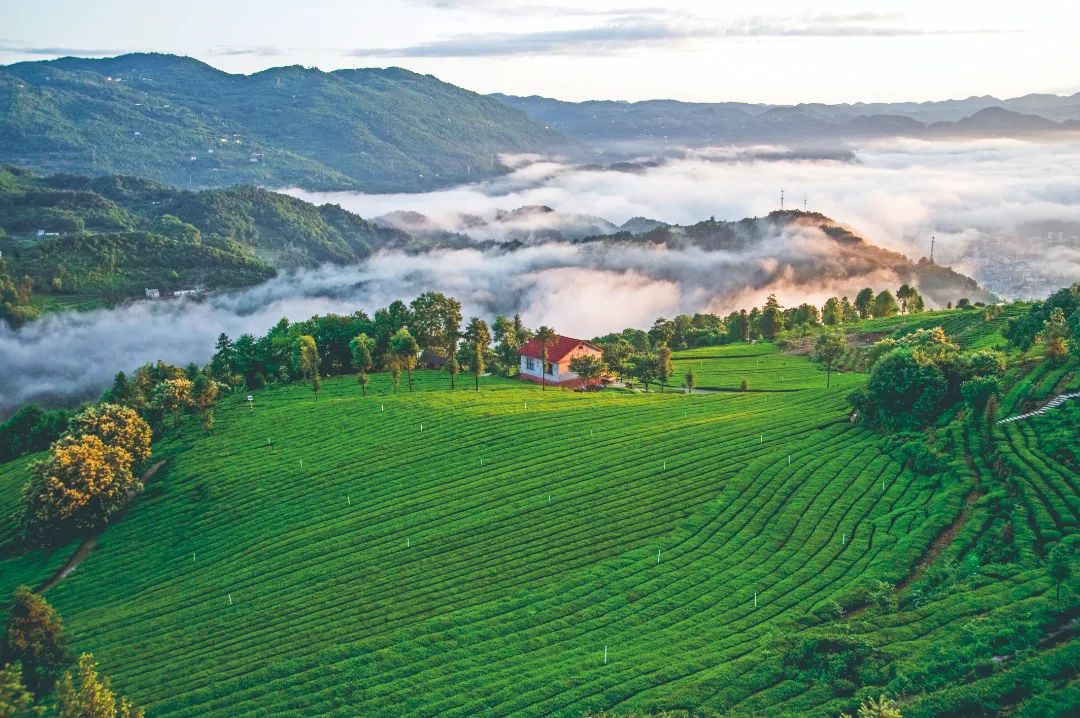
[854,287,875,319]
[390,327,421,392]
[685,369,697,395]
[0,661,40,718]
[822,297,843,326]
[813,329,847,388]
[462,317,492,391]
[657,346,673,393]
[348,333,374,397]
[840,296,859,323]
[1048,542,1073,603]
[1041,307,1070,361]
[601,339,634,382]
[630,353,657,392]
[896,284,915,314]
[872,290,900,319]
[447,354,459,390]
[2,588,67,697]
[55,653,144,718]
[534,325,557,391]
[298,335,321,401]
[759,294,784,340]
[409,292,462,358]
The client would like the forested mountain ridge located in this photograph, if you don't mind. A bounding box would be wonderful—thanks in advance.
[0,53,570,192]
[493,92,1080,154]
[0,165,414,322]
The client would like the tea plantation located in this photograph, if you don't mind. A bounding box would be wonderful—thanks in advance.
[0,310,1076,717]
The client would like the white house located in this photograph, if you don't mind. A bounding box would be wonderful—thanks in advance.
[518,334,604,388]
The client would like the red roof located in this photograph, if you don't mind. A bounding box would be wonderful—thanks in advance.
[519,335,600,362]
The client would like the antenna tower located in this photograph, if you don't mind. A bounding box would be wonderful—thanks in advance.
[780,189,784,211]
[930,235,936,263]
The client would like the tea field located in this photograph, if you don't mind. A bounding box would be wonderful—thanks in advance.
[0,315,1075,717]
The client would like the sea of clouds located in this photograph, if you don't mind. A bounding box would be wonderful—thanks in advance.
[2,136,1078,413]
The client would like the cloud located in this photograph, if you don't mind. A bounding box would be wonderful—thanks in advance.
[210,45,289,57]
[3,136,1078,414]
[352,15,1012,58]
[0,44,127,57]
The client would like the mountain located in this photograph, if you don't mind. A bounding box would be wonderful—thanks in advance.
[579,210,996,307]
[0,165,413,321]
[0,53,570,192]
[0,166,993,329]
[492,92,1080,155]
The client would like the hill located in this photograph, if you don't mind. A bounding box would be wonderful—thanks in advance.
[0,165,411,318]
[493,92,1080,155]
[0,53,569,192]
[0,306,1075,716]
[590,210,996,308]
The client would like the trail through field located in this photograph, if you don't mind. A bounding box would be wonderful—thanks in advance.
[997,391,1080,425]
[37,459,167,594]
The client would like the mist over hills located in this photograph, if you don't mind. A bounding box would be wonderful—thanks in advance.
[493,92,1080,155]
[0,53,569,192]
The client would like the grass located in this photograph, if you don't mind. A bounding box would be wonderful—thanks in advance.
[0,318,1075,717]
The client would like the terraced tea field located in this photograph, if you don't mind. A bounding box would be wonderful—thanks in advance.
[0,336,1075,717]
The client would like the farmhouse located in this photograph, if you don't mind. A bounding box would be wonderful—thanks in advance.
[518,334,603,388]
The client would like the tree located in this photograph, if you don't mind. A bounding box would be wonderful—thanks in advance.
[390,327,421,392]
[872,290,900,318]
[463,318,491,391]
[759,294,784,340]
[21,434,139,544]
[348,333,374,396]
[896,284,915,314]
[191,373,218,412]
[813,329,847,388]
[534,326,557,391]
[961,378,998,415]
[568,355,604,387]
[210,333,234,378]
[446,354,459,390]
[657,346,673,393]
[298,335,321,401]
[1041,307,1070,361]
[67,404,152,465]
[1048,542,1073,603]
[630,353,657,392]
[601,339,634,382]
[150,377,193,428]
[203,409,215,435]
[2,588,67,697]
[850,347,947,430]
[684,369,696,395]
[409,292,461,359]
[492,314,530,375]
[387,359,401,393]
[55,654,144,718]
[0,661,42,717]
[822,297,843,326]
[841,296,859,323]
[854,287,875,319]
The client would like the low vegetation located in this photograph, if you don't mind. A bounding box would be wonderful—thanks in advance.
[0,286,1075,716]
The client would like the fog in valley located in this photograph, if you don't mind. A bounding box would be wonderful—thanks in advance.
[2,137,1078,414]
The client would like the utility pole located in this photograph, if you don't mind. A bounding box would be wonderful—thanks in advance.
[803,196,807,212]
[780,188,784,211]
[930,235,936,263]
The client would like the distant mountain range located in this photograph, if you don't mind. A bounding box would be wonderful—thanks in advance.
[492,92,1080,155]
[0,53,569,192]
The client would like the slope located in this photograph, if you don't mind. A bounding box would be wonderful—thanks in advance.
[0,53,569,192]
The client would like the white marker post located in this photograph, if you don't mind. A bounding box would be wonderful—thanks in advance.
[603,645,608,664]
[407,537,410,547]
[842,532,846,545]
[420,423,423,432]
[754,592,758,608]
[228,593,233,606]
[193,552,196,564]
[657,549,661,564]
[347,496,351,506]
[548,494,551,504]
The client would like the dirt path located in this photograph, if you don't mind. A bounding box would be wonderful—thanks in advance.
[36,459,166,594]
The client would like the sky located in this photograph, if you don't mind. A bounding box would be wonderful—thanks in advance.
[2,0,1078,103]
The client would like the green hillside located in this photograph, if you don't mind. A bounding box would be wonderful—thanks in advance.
[1,308,1075,717]
[0,54,568,192]
[0,165,409,321]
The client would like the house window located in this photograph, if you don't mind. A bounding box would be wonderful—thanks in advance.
[546,362,556,375]
[525,357,537,371]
